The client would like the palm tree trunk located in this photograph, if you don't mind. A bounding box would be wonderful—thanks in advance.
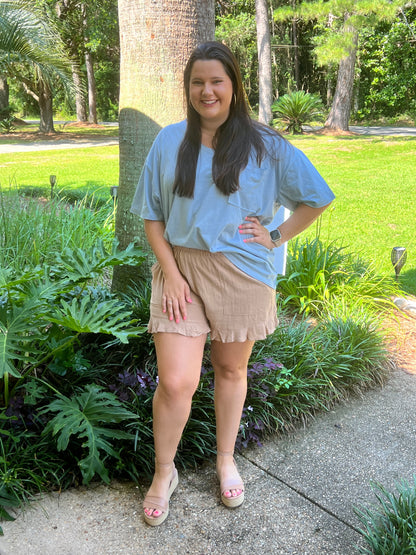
[38,81,55,133]
[0,77,9,112]
[72,63,88,122]
[113,0,215,292]
[85,51,97,124]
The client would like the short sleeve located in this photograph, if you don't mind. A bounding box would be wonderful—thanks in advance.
[130,138,164,221]
[276,140,335,211]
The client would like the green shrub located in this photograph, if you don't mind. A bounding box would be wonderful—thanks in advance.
[272,90,325,134]
[277,233,400,315]
[354,477,416,554]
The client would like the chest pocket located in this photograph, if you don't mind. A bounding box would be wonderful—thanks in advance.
[227,166,266,215]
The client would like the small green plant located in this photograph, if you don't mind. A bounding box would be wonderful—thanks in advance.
[272,90,325,133]
[0,105,16,134]
[354,477,416,554]
[277,229,400,315]
[0,116,15,134]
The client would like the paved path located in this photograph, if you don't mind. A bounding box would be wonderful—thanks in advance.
[349,125,416,136]
[306,125,416,137]
[1,366,415,554]
[1,126,415,155]
[0,137,118,154]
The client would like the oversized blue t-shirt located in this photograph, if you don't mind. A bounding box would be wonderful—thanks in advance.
[131,120,335,288]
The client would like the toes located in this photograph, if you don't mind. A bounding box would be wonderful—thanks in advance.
[224,488,243,499]
[144,507,163,518]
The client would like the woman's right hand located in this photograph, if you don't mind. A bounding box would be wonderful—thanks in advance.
[143,220,193,323]
[162,273,192,323]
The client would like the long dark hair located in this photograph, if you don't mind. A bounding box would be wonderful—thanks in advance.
[173,41,273,198]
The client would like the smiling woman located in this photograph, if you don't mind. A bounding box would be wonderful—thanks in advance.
[189,59,234,144]
[130,40,334,527]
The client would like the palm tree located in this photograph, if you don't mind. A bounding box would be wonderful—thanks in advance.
[113,0,215,290]
[0,0,74,132]
[272,91,325,134]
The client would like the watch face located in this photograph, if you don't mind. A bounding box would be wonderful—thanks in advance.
[270,229,281,241]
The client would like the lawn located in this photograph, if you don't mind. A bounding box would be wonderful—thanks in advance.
[289,134,416,295]
[1,128,415,294]
[0,145,119,200]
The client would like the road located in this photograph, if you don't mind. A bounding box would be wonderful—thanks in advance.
[1,125,415,155]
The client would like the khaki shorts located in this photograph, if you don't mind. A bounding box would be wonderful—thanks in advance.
[148,246,278,343]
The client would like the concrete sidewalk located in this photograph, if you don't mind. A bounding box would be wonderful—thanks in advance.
[0,367,415,554]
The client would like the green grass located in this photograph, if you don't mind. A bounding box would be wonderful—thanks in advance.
[1,128,415,294]
[0,146,119,200]
[288,135,416,295]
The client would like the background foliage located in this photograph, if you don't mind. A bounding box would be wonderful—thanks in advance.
[1,1,415,124]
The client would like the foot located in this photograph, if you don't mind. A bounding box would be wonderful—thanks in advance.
[143,462,178,526]
[216,451,244,508]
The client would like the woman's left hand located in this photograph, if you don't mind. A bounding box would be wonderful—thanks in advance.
[238,216,274,249]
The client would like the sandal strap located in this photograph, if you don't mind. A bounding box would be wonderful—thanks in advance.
[143,494,168,513]
[217,452,244,493]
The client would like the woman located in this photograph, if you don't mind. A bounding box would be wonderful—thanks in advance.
[131,41,334,526]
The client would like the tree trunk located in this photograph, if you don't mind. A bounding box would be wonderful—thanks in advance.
[38,81,55,133]
[72,63,88,122]
[0,77,9,112]
[255,0,273,125]
[292,18,300,89]
[85,50,97,124]
[113,0,215,291]
[82,3,98,124]
[324,27,358,132]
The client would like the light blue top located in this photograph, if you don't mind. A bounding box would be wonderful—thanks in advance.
[131,120,335,288]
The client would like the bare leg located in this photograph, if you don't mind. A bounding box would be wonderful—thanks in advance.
[143,332,207,521]
[211,340,254,504]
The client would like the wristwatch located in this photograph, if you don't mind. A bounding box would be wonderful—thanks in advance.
[269,227,282,249]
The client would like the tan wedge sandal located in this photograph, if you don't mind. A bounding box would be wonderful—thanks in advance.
[143,461,179,526]
[217,451,244,508]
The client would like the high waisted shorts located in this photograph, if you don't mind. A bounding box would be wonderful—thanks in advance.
[148,246,278,343]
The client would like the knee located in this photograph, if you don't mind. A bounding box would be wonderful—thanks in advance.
[211,358,247,381]
[156,375,198,403]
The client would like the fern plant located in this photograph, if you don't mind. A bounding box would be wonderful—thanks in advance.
[42,385,138,484]
[0,240,147,406]
[272,90,325,133]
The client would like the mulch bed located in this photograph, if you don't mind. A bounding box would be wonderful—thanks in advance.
[384,308,416,375]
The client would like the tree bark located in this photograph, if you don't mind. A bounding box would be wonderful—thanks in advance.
[113,0,215,291]
[82,3,98,124]
[72,63,88,121]
[85,50,97,124]
[255,0,273,125]
[324,26,358,132]
[0,77,9,112]
[292,18,300,89]
[38,81,55,133]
